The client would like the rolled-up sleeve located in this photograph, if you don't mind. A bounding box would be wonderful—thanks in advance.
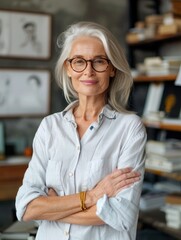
[15,118,49,221]
[96,120,147,231]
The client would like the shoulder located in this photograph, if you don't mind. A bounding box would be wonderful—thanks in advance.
[115,112,146,137]
[35,112,63,136]
[116,111,143,126]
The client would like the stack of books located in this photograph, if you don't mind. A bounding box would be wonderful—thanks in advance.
[139,190,167,211]
[162,193,181,229]
[145,139,181,172]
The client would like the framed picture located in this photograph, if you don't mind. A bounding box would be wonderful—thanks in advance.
[0,68,51,117]
[0,122,5,160]
[0,9,52,60]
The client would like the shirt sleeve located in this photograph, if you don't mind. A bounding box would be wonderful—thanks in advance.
[15,118,49,221]
[96,117,147,231]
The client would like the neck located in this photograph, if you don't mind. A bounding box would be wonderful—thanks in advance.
[74,96,106,121]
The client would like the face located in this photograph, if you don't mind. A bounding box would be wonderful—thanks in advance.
[66,36,115,99]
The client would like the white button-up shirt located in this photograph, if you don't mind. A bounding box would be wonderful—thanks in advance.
[16,102,147,240]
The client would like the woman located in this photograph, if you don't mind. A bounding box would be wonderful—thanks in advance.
[16,21,147,240]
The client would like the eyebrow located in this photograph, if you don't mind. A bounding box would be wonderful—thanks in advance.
[70,55,108,59]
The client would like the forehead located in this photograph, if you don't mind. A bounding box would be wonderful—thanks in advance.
[70,36,106,56]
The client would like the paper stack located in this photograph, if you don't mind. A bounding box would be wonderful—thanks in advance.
[145,139,181,172]
[162,193,181,229]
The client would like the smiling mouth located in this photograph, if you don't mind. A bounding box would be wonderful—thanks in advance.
[80,80,98,85]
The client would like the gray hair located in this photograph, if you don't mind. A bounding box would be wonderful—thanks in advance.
[55,21,133,113]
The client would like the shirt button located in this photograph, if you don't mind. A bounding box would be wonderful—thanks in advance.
[69,172,73,177]
[64,231,69,236]
[76,145,80,151]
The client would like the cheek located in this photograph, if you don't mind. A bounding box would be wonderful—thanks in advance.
[97,80,110,94]
[70,74,81,88]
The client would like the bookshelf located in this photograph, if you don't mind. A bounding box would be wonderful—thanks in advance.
[128,32,181,47]
[143,120,181,132]
[145,168,181,181]
[134,74,177,82]
[139,210,181,240]
[128,0,181,238]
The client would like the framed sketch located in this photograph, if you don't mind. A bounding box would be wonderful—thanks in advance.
[0,9,52,60]
[0,68,51,117]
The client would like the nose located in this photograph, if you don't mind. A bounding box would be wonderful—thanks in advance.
[83,61,95,75]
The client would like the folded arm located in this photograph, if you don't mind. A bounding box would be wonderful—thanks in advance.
[22,168,140,223]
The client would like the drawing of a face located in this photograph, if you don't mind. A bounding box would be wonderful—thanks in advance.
[27,75,41,89]
[23,22,36,40]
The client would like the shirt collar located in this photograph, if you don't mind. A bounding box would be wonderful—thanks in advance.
[62,100,117,122]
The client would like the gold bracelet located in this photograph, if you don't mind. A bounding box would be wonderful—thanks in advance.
[79,191,87,211]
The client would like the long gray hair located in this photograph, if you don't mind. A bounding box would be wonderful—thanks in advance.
[55,21,133,113]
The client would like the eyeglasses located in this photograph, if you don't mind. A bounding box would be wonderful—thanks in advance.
[67,57,110,73]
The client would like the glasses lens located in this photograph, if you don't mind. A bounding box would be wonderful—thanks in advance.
[69,57,110,72]
[92,58,109,72]
[71,58,86,72]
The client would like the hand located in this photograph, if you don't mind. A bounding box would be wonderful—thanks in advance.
[88,168,140,203]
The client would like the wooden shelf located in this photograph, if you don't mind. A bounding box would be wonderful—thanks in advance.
[0,159,29,200]
[134,74,177,82]
[145,168,181,181]
[139,210,181,240]
[127,33,181,47]
[143,120,181,132]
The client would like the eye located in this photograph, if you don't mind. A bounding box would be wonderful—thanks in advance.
[73,58,85,65]
[94,58,107,65]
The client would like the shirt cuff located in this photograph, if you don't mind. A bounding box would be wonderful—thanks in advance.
[96,194,122,231]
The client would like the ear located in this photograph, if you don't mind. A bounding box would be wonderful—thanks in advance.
[110,66,116,77]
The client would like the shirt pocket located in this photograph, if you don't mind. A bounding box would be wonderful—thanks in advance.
[88,156,115,189]
[45,160,64,195]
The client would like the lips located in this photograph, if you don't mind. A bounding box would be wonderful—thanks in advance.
[80,80,98,85]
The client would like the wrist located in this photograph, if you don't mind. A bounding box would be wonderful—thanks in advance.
[85,190,98,208]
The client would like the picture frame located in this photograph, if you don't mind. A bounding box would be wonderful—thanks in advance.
[0,9,52,60]
[0,68,51,117]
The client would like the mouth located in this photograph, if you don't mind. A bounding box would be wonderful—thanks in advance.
[80,80,98,85]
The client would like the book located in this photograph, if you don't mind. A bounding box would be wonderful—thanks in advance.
[162,204,181,229]
[159,83,181,119]
[0,122,5,160]
[153,181,181,193]
[130,83,149,116]
[142,83,164,118]
[139,191,167,211]
[146,139,181,157]
[147,153,181,162]
[145,157,181,172]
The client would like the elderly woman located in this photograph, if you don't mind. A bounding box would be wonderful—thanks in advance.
[16,21,147,240]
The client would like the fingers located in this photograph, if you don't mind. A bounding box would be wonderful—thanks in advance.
[92,168,142,199]
[114,170,140,187]
[112,167,140,177]
[105,168,141,196]
[115,175,140,189]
